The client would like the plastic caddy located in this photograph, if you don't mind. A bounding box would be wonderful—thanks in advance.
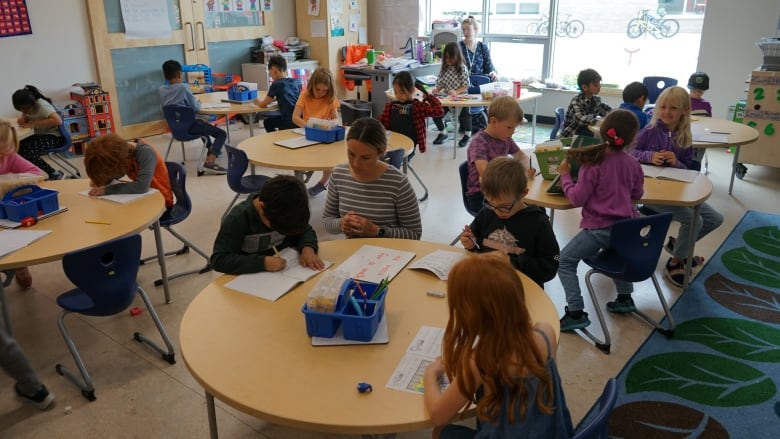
[0,185,59,221]
[302,279,386,342]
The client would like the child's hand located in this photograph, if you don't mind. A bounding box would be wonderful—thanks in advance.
[448,89,457,97]
[427,357,446,377]
[526,166,536,180]
[299,246,325,270]
[460,225,477,250]
[88,186,106,196]
[650,152,667,166]
[558,159,571,175]
[663,152,677,166]
[264,255,287,272]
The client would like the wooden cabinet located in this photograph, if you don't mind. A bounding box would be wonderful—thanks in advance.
[740,70,780,168]
[242,60,320,90]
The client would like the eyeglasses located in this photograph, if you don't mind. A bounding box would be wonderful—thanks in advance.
[483,198,518,214]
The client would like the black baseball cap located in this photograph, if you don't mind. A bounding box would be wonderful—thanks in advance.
[688,72,709,91]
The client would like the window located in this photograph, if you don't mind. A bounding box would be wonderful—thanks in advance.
[495,3,516,15]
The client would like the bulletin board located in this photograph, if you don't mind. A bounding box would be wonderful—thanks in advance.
[0,0,32,38]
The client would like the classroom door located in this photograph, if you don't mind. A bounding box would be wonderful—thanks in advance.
[87,0,273,139]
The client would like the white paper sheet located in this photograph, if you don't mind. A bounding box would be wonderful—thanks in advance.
[0,230,52,258]
[335,245,415,284]
[119,0,172,40]
[386,326,449,394]
[79,188,159,204]
[641,164,699,183]
[273,136,321,149]
[408,249,466,280]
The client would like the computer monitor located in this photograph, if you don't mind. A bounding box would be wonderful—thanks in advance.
[431,29,460,49]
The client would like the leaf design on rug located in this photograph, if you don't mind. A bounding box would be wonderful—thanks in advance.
[608,401,728,437]
[674,318,780,362]
[704,273,780,323]
[743,225,780,258]
[626,352,776,406]
[721,247,780,288]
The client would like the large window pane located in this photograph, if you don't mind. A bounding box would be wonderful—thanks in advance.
[490,42,545,81]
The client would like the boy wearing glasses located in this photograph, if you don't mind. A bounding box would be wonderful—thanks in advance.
[460,157,559,287]
[465,96,533,213]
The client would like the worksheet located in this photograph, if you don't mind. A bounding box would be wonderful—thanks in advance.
[408,249,466,280]
[386,326,449,394]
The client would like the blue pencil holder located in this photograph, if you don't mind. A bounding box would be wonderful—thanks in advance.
[301,279,386,341]
[305,126,345,144]
[0,185,59,222]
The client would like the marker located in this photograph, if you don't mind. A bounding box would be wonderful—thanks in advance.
[85,220,111,225]
[348,294,364,316]
[354,281,368,312]
[710,131,730,135]
[272,245,281,257]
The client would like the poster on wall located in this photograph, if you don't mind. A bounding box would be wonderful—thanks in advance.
[120,0,172,39]
[308,0,320,16]
[204,0,264,27]
[330,15,344,37]
[0,0,32,38]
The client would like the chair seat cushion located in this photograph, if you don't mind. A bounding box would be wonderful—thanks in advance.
[585,250,648,283]
[57,289,134,316]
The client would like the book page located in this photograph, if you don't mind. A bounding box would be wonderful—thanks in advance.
[278,247,333,281]
[641,164,699,183]
[79,188,159,204]
[408,249,466,280]
[335,244,416,284]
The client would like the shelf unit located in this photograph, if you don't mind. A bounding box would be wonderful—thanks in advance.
[740,70,780,168]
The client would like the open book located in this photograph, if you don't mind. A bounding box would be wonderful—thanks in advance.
[224,247,333,301]
[408,249,466,280]
[641,164,699,183]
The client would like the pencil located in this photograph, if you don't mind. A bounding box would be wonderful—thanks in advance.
[85,220,112,225]
[272,245,281,257]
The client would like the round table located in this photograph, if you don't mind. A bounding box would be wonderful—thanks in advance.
[180,238,559,437]
[237,129,414,172]
[197,91,272,141]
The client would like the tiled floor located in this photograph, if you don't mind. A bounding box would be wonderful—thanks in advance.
[2,120,779,438]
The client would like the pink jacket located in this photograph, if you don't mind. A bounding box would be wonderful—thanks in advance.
[0,153,44,176]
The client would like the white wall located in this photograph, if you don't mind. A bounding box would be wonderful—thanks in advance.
[697,0,780,118]
[0,0,95,117]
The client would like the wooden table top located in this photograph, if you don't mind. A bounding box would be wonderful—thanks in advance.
[180,238,559,435]
[526,172,713,210]
[197,91,272,115]
[438,90,542,108]
[237,129,413,172]
[0,179,165,270]
[1,117,31,140]
[589,117,759,148]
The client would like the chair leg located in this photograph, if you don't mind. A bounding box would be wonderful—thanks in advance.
[143,226,212,287]
[48,152,82,178]
[133,287,176,364]
[407,163,429,202]
[221,193,241,222]
[55,311,97,401]
[180,142,187,165]
[196,139,209,177]
[581,270,612,354]
[631,274,676,337]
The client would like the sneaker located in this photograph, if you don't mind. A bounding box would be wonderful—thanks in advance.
[458,134,470,148]
[664,258,686,288]
[433,132,448,145]
[202,162,227,174]
[14,267,32,289]
[47,170,64,181]
[606,297,637,313]
[559,307,590,332]
[308,182,327,197]
[664,236,676,255]
[15,383,55,410]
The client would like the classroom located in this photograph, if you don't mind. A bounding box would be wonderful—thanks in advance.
[1,1,780,437]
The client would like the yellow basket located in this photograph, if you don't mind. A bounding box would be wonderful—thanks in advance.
[534,148,567,180]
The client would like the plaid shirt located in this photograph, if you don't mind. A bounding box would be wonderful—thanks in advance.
[379,93,444,153]
[560,93,612,138]
[436,63,470,94]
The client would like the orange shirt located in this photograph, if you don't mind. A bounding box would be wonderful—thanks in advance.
[295,90,340,121]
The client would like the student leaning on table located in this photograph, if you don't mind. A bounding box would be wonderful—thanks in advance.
[0,121,44,289]
[322,117,422,240]
[211,175,324,274]
[83,134,174,209]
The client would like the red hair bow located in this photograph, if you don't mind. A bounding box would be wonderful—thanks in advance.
[606,128,624,146]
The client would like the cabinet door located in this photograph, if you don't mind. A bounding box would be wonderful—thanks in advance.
[87,0,274,138]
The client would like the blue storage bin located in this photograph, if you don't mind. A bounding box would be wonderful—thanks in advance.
[0,185,59,222]
[227,85,258,102]
[301,279,386,341]
[305,126,345,144]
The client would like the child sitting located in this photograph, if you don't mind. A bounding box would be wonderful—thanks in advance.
[559,68,612,138]
[431,42,472,148]
[619,81,649,128]
[377,71,444,153]
[158,60,227,174]
[211,175,324,274]
[688,72,712,117]
[424,254,574,438]
[464,96,533,213]
[254,54,301,132]
[460,157,559,287]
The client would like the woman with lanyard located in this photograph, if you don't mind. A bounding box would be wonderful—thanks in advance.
[460,16,498,135]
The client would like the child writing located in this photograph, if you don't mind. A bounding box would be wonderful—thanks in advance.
[211,175,324,274]
[83,133,174,210]
[631,86,723,288]
[619,81,649,128]
[557,109,645,331]
[423,254,574,439]
[377,70,444,154]
[11,85,66,181]
[431,42,472,148]
[292,67,341,197]
[0,121,44,289]
[460,157,558,287]
[253,54,301,132]
[559,68,612,138]
[158,60,228,174]
[464,95,533,212]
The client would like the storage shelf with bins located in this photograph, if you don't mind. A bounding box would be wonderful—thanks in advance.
[740,70,780,168]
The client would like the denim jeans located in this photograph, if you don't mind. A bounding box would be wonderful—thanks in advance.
[558,227,634,312]
[0,301,44,394]
[189,119,227,157]
[643,202,723,260]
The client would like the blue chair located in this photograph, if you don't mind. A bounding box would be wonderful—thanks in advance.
[162,104,210,176]
[580,213,675,354]
[550,106,565,140]
[468,74,491,127]
[572,378,618,439]
[140,162,212,286]
[222,144,270,221]
[642,76,678,111]
[46,122,81,178]
[449,161,481,245]
[382,146,429,202]
[55,234,176,401]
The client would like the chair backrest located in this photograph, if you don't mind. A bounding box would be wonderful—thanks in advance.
[381,148,405,170]
[61,234,143,316]
[224,144,251,192]
[572,378,618,439]
[608,212,673,282]
[458,161,480,216]
[469,75,491,115]
[162,161,192,225]
[57,122,73,149]
[162,105,198,141]
[550,106,566,140]
[642,76,678,105]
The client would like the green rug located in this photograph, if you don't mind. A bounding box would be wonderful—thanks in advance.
[579,210,780,438]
